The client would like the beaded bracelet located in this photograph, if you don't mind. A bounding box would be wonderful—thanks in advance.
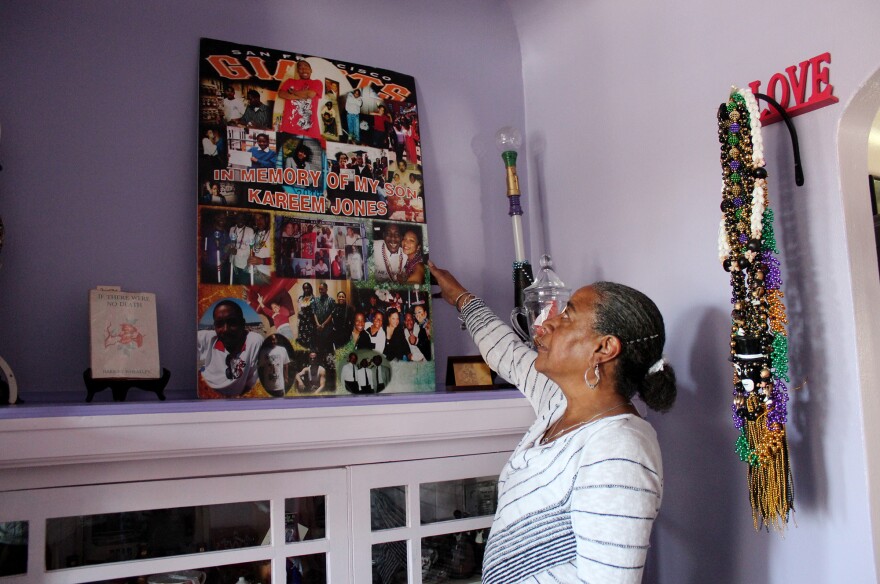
[456,293,476,329]
[454,292,475,312]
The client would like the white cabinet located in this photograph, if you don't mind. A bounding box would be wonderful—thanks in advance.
[0,395,534,583]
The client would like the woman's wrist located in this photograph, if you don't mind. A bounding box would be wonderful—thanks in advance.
[453,291,470,311]
[455,292,476,312]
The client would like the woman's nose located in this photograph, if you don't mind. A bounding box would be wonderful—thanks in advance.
[541,315,559,331]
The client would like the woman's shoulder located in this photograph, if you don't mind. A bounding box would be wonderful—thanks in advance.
[580,414,661,464]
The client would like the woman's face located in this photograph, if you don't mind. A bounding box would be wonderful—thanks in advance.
[303,283,313,296]
[533,286,601,380]
[372,313,384,330]
[388,312,400,327]
[401,231,420,256]
[354,313,365,331]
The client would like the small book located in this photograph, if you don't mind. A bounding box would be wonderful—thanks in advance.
[89,287,161,379]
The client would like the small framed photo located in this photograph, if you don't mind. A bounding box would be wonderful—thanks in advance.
[446,355,499,391]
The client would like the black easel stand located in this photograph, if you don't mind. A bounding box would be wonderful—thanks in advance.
[83,368,171,402]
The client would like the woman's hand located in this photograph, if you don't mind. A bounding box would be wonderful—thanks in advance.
[428,261,470,307]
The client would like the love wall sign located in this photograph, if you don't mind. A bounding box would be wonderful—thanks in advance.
[747,52,838,125]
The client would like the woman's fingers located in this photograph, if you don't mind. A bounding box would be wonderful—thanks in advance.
[427,261,469,306]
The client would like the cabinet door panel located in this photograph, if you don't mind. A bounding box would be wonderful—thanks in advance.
[0,469,348,584]
[350,452,508,584]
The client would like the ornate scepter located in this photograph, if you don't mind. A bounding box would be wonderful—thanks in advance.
[495,127,534,333]
[213,230,223,283]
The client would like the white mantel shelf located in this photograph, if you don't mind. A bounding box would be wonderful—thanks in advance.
[0,392,534,492]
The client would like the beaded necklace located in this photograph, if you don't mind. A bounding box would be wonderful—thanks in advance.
[402,251,423,283]
[540,401,631,445]
[382,242,404,281]
[232,226,247,250]
[717,87,793,532]
[253,229,269,253]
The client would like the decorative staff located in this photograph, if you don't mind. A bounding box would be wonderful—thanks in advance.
[495,127,534,333]
[249,241,255,286]
[213,229,222,283]
[229,229,237,285]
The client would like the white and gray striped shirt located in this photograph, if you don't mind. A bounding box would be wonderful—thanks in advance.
[462,299,663,583]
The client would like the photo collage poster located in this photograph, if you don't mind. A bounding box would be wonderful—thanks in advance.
[197,38,433,399]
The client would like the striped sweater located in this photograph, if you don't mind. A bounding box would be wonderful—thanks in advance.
[462,299,663,583]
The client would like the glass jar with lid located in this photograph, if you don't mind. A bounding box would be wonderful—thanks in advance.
[510,254,571,348]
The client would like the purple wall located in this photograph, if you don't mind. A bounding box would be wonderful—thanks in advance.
[0,0,527,400]
[508,0,880,581]
[4,0,879,581]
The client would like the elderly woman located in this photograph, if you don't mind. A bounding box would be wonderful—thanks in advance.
[429,261,676,584]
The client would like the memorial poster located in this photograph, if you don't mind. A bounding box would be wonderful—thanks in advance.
[196,38,433,398]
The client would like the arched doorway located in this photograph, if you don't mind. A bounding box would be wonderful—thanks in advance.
[837,67,880,580]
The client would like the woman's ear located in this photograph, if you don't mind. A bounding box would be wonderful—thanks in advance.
[594,335,622,364]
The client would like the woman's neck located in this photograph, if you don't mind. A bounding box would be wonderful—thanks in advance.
[555,373,631,420]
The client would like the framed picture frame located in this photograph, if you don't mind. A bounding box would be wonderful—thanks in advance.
[446,355,513,391]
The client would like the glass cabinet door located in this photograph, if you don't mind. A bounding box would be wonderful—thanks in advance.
[349,452,509,584]
[0,468,349,584]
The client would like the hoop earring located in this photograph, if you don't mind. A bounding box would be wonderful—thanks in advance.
[584,363,600,389]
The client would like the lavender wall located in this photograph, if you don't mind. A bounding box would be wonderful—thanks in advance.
[5,0,875,580]
[0,0,526,399]
[507,0,879,581]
